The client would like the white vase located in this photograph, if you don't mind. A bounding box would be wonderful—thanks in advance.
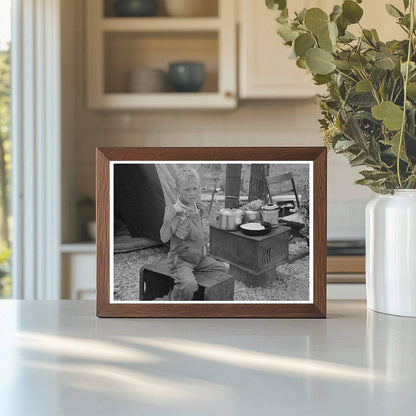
[366,190,416,317]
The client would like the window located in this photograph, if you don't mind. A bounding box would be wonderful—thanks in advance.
[0,0,11,298]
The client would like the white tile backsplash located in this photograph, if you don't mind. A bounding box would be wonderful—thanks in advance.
[72,87,370,241]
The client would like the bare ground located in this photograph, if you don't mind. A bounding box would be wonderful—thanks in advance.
[113,239,309,302]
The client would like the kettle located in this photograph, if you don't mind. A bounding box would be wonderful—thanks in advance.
[219,208,244,230]
[261,203,280,226]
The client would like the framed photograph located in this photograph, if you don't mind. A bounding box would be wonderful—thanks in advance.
[96,147,327,318]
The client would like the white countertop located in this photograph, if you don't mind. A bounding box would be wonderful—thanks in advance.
[0,300,415,415]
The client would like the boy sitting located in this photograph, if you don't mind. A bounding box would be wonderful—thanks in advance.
[160,167,228,300]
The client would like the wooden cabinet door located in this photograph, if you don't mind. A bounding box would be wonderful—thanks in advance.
[239,0,322,99]
[238,0,404,99]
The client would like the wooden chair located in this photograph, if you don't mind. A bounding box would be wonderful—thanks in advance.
[266,173,308,245]
[266,172,300,211]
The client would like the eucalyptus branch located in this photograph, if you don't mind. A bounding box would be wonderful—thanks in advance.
[397,0,415,188]
[334,68,358,83]
[390,79,398,101]
[393,86,404,103]
[358,69,381,104]
[267,0,416,192]
[358,22,378,49]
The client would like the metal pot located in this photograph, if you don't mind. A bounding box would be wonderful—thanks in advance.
[219,208,244,230]
[243,209,261,223]
[261,203,280,226]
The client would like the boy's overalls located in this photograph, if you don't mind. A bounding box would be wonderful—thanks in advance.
[167,204,228,300]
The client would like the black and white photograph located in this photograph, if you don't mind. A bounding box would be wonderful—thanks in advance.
[110,162,313,303]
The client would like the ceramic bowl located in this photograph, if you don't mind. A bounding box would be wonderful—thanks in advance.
[127,68,167,92]
[168,62,205,92]
[114,0,158,17]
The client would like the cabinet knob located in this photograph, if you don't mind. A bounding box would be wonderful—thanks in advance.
[225,91,234,98]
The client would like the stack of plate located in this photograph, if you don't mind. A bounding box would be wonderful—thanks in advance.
[127,68,167,93]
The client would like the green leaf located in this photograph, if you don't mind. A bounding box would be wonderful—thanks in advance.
[349,92,377,107]
[407,82,416,99]
[344,113,368,147]
[375,56,395,70]
[277,23,299,42]
[339,31,356,42]
[393,61,402,79]
[295,8,307,22]
[350,152,368,167]
[385,4,403,18]
[401,61,416,76]
[294,33,315,57]
[363,29,374,44]
[329,82,341,101]
[296,57,307,69]
[266,0,287,11]
[370,67,386,84]
[313,74,332,85]
[382,132,409,162]
[355,178,377,185]
[306,48,335,75]
[350,53,368,69]
[342,0,363,24]
[333,59,353,70]
[334,139,355,152]
[318,31,334,52]
[359,170,391,180]
[336,15,348,36]
[379,78,386,100]
[403,0,410,9]
[372,101,404,130]
[328,21,338,45]
[356,79,372,92]
[369,136,381,162]
[304,8,329,35]
[330,5,343,22]
[371,29,380,42]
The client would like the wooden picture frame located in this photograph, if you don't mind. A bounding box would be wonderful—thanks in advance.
[96,147,327,318]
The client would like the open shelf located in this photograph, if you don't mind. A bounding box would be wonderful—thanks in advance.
[104,31,218,94]
[61,242,96,254]
[101,17,221,32]
[103,0,219,18]
[86,0,236,109]
[90,92,235,109]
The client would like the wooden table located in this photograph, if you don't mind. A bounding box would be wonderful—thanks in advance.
[209,223,291,287]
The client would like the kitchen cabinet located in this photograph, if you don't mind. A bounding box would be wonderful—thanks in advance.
[86,0,237,109]
[61,244,96,300]
[239,0,326,99]
[238,0,404,99]
[86,0,404,108]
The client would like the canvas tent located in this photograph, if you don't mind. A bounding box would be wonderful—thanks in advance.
[114,164,178,249]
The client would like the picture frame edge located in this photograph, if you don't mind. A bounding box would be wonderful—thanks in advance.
[96,146,327,318]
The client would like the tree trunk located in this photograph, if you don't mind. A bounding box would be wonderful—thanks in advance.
[0,132,9,247]
[248,164,270,202]
[225,164,242,208]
